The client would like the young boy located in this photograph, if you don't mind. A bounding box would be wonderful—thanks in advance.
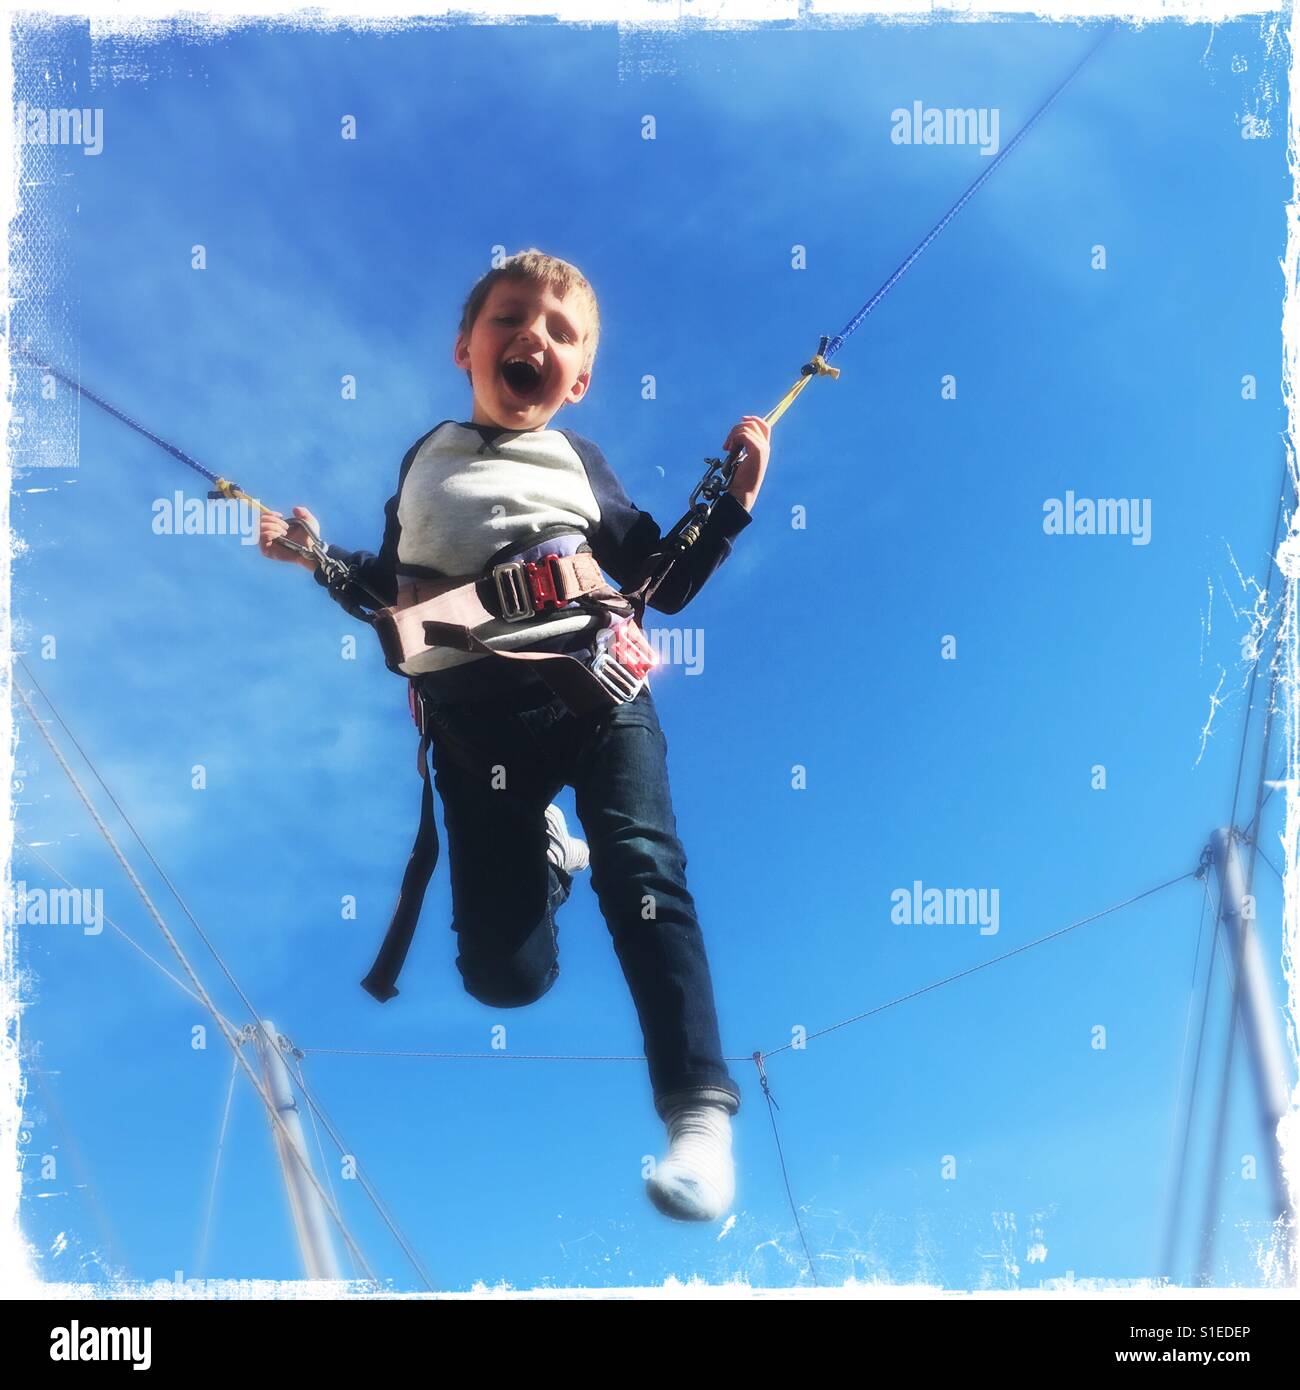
[259,250,770,1222]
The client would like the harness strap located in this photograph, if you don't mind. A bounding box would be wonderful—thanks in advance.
[361,711,439,1003]
[539,551,604,603]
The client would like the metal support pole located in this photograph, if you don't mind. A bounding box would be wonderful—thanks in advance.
[253,1020,341,1280]
[1197,830,1294,1280]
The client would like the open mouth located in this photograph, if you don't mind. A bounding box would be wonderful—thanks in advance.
[500,357,544,399]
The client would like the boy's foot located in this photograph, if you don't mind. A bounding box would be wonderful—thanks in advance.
[544,804,589,874]
[645,1102,735,1222]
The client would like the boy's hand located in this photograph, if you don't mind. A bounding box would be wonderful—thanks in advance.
[722,415,771,512]
[259,506,321,571]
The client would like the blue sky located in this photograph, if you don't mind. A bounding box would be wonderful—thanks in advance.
[9,15,1295,1291]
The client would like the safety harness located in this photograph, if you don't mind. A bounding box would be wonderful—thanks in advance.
[371,540,656,714]
[332,520,662,1001]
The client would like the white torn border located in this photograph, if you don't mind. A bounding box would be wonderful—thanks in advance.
[1,0,1297,1302]
[0,0,1292,23]
[1276,0,1300,1283]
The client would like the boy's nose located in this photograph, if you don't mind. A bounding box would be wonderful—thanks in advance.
[513,328,546,356]
[517,315,548,347]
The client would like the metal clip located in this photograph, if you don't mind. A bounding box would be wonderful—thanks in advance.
[493,561,535,621]
[589,649,646,703]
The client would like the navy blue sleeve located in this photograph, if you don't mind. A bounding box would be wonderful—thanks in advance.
[312,492,402,610]
[561,430,752,615]
[312,423,450,612]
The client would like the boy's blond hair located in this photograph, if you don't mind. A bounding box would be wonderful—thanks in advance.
[459,249,601,375]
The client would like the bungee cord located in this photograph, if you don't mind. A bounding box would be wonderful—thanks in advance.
[632,24,1115,606]
[15,835,229,1022]
[286,1053,358,1281]
[18,657,280,1037]
[820,24,1116,364]
[9,348,370,596]
[752,1051,819,1286]
[196,1048,242,1279]
[284,1055,437,1292]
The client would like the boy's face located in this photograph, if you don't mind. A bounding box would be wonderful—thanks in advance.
[454,278,592,431]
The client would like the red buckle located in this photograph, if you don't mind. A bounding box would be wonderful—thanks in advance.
[524,554,565,612]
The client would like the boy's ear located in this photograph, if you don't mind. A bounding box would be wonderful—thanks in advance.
[566,367,591,405]
[452,332,472,373]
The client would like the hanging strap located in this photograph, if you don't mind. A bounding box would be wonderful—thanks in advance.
[360,714,440,1002]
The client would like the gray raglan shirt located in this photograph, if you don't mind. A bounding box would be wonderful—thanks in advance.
[317,418,752,697]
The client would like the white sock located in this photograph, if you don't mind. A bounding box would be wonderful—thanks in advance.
[646,1103,735,1222]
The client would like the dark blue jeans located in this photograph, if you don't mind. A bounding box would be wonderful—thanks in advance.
[419,677,741,1119]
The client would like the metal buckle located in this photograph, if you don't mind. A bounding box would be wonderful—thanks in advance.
[493,562,535,621]
[589,649,646,703]
[610,619,655,680]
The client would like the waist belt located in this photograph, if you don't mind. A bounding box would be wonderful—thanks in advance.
[374,549,607,667]
[375,539,654,713]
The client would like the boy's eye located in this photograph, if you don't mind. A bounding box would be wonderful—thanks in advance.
[494,310,575,343]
